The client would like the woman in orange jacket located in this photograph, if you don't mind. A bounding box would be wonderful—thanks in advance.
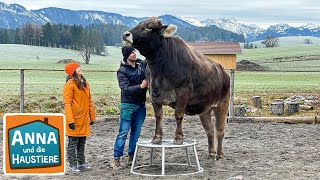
[63,62,96,173]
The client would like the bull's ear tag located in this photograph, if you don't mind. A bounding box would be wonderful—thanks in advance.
[3,113,66,175]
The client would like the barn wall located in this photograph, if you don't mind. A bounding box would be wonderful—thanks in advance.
[205,54,237,70]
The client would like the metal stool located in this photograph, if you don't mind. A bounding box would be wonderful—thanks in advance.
[130,139,203,176]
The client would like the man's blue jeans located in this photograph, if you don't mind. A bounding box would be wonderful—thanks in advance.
[113,104,146,158]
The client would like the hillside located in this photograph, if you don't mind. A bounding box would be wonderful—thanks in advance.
[238,41,320,71]
[0,44,123,71]
[1,43,320,72]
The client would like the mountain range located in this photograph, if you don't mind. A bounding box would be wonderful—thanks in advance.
[1,2,320,42]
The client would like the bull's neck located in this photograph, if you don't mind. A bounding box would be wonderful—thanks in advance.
[139,48,157,60]
[141,37,169,66]
[137,42,163,61]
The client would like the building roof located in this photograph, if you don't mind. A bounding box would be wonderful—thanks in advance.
[186,42,242,55]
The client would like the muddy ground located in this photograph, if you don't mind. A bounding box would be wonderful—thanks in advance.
[1,116,320,180]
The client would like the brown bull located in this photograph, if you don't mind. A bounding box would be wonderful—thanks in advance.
[122,17,230,159]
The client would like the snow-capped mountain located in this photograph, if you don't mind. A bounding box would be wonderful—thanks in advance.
[0,2,195,29]
[202,18,265,40]
[267,24,292,34]
[200,18,320,41]
[254,23,320,40]
[299,23,320,32]
[179,16,205,27]
[1,1,320,41]
[33,7,145,27]
[0,2,47,28]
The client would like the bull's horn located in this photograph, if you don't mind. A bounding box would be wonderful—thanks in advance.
[162,24,177,37]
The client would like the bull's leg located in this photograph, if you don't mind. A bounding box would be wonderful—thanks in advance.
[151,103,163,144]
[199,108,216,159]
[212,96,229,160]
[173,92,189,145]
[174,113,184,145]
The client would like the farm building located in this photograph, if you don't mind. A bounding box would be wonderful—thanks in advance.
[187,42,242,117]
[186,42,241,70]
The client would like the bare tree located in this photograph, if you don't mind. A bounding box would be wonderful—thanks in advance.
[19,23,43,46]
[261,35,279,48]
[78,28,105,64]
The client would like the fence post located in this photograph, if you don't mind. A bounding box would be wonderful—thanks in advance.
[20,69,24,113]
[229,69,235,120]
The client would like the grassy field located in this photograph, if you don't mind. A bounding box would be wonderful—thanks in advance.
[0,43,319,117]
[0,44,124,70]
[238,45,320,71]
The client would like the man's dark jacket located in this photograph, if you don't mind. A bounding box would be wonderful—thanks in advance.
[117,59,147,105]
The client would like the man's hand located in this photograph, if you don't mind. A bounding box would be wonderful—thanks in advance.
[140,79,148,89]
[68,123,75,131]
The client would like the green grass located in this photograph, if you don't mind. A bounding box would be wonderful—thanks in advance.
[238,46,320,62]
[235,71,320,92]
[238,45,320,71]
[0,43,319,116]
[0,44,124,71]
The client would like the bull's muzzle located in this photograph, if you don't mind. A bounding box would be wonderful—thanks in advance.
[123,31,131,38]
[122,31,133,45]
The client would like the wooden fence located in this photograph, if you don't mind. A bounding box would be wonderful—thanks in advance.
[0,68,116,113]
[0,69,318,119]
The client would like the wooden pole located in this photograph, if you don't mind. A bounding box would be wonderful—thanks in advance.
[20,69,24,113]
[230,116,318,124]
[229,70,235,120]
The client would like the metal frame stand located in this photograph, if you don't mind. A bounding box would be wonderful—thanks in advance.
[130,139,204,176]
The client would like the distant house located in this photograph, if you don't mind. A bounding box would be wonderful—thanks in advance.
[186,42,242,70]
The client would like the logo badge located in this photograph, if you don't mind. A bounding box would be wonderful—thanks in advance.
[3,113,65,175]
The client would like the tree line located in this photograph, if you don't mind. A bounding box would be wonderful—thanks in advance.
[0,23,129,63]
[0,22,129,46]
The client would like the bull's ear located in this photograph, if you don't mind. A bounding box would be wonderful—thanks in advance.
[162,24,177,37]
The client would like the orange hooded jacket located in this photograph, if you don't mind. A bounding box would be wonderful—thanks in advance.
[63,78,96,136]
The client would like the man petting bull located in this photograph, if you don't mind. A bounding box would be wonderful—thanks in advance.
[112,46,148,169]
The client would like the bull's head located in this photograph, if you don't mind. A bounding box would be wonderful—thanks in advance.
[122,17,177,58]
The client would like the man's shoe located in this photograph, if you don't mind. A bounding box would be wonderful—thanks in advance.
[70,166,81,173]
[78,164,92,171]
[112,157,121,170]
[127,156,134,167]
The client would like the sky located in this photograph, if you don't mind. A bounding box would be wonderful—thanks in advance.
[1,0,320,28]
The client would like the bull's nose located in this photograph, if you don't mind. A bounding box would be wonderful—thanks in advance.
[122,31,133,44]
[123,31,131,37]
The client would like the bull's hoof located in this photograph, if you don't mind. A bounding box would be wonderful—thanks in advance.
[216,155,223,160]
[216,152,224,160]
[208,153,216,160]
[151,136,162,144]
[173,137,183,145]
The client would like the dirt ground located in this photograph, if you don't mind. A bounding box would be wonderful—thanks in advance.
[1,116,320,180]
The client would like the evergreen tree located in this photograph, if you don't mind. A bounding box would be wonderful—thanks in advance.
[42,23,53,47]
